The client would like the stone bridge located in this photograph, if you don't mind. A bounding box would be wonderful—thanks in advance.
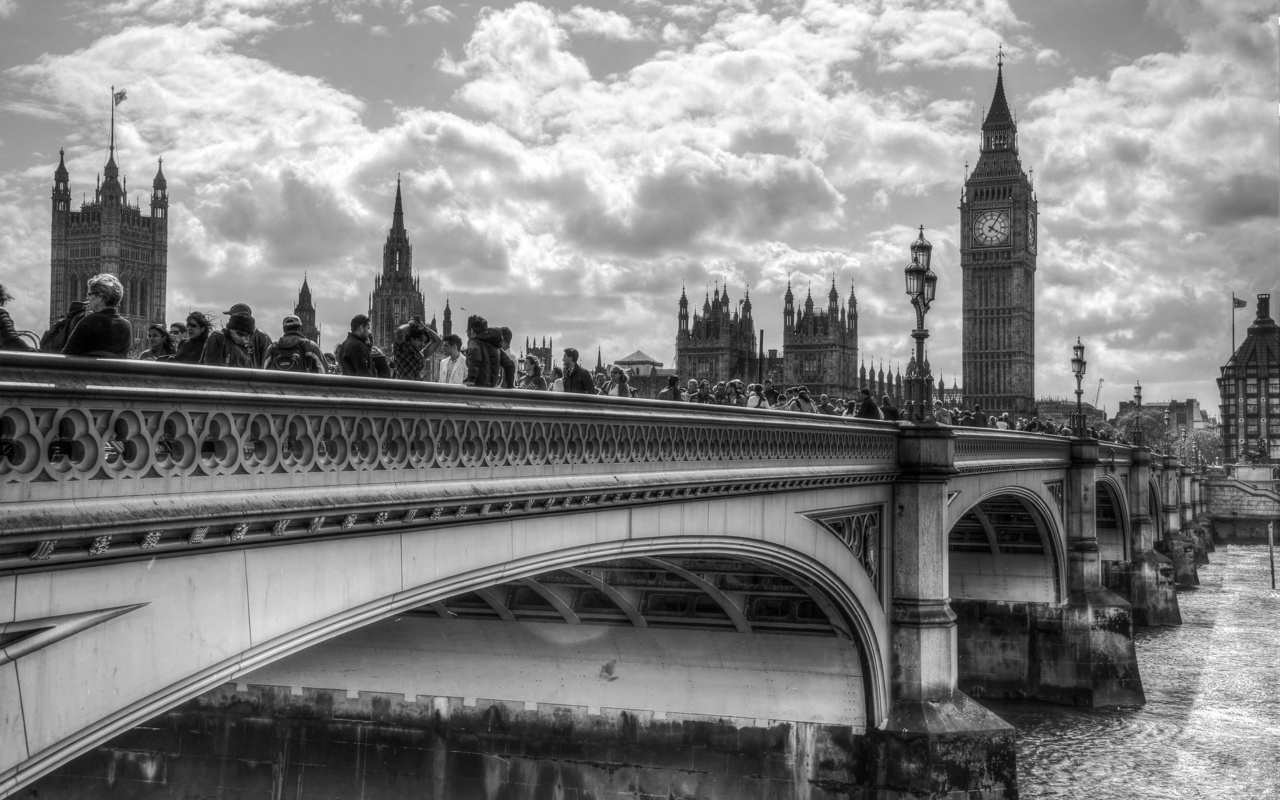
[0,353,1205,799]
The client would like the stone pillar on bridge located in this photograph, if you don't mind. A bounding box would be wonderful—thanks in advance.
[873,423,1017,799]
[1050,438,1146,706]
[1115,447,1181,626]
[1165,457,1201,587]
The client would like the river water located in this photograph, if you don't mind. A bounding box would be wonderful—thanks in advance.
[982,543,1280,800]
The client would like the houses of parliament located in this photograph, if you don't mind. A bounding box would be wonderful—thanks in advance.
[674,59,1036,410]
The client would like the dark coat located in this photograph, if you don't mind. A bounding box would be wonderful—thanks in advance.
[499,349,516,389]
[561,364,596,394]
[335,331,373,377]
[854,395,881,419]
[0,308,33,351]
[174,330,208,364]
[61,308,132,358]
[465,329,503,387]
[881,404,900,421]
[201,330,257,368]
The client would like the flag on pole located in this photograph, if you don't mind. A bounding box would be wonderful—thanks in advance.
[1233,295,1248,308]
[113,89,127,106]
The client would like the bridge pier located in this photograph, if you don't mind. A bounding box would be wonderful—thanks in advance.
[955,440,1145,708]
[878,425,1018,800]
[1107,447,1180,627]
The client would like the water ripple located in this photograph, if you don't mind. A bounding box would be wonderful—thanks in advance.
[981,544,1280,800]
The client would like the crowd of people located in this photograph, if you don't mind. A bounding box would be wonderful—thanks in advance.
[0,274,1126,439]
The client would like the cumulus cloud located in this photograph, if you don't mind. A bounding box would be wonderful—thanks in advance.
[559,5,647,40]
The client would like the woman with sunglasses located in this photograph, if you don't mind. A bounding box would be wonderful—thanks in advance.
[173,312,212,364]
[599,365,631,397]
[62,274,132,358]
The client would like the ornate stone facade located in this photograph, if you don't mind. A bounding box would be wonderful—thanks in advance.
[48,145,168,355]
[782,279,858,399]
[1218,294,1279,463]
[676,286,756,384]
[368,178,426,354]
[294,275,320,347]
[961,59,1037,417]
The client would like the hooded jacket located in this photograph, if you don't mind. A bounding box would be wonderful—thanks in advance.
[465,328,503,387]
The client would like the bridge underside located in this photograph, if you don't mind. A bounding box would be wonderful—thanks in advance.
[29,554,871,798]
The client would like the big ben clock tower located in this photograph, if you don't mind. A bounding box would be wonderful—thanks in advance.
[961,52,1037,417]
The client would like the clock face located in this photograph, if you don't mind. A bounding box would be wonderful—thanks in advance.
[973,209,1010,246]
[1027,213,1037,252]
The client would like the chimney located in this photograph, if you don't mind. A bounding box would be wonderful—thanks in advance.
[1257,293,1271,321]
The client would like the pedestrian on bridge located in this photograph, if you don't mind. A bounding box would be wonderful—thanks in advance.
[560,348,596,394]
[264,315,325,374]
[438,334,467,384]
[202,312,258,368]
[138,323,176,361]
[62,274,131,359]
[335,314,374,377]
[0,283,34,352]
[174,313,210,364]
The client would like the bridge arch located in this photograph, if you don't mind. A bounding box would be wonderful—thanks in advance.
[1095,475,1131,562]
[947,486,1066,605]
[1149,477,1163,536]
[5,495,890,791]
[239,534,887,729]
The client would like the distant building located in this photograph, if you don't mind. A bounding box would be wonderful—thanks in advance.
[782,279,859,399]
[368,178,426,355]
[1217,294,1279,463]
[616,350,663,377]
[49,139,169,355]
[294,275,320,347]
[523,336,555,373]
[961,57,1037,418]
[676,285,756,385]
[1114,398,1206,437]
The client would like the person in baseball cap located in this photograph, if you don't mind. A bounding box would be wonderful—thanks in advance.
[221,302,271,362]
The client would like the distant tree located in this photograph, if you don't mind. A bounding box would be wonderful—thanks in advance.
[1110,408,1170,449]
[1189,424,1223,466]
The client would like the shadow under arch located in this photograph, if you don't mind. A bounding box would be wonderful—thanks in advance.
[345,534,891,726]
[947,485,1067,605]
[1148,476,1163,537]
[1095,475,1131,562]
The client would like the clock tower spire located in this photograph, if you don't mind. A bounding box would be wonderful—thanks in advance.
[960,53,1038,417]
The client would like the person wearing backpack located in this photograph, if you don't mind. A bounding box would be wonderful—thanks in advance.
[40,299,87,353]
[263,315,325,373]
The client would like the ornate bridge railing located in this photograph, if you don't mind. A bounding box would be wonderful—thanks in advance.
[951,428,1073,474]
[1,353,900,570]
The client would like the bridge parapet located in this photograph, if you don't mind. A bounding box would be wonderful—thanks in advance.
[951,427,1073,473]
[1,353,900,571]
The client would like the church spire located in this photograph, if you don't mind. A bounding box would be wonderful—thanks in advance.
[392,173,405,232]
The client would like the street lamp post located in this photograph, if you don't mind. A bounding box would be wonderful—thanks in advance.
[1162,409,1171,454]
[903,226,937,421]
[1071,337,1087,436]
[1132,380,1144,447]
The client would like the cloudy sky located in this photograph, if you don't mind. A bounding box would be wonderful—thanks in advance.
[0,0,1275,412]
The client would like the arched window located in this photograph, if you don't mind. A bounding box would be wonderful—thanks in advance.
[139,279,148,320]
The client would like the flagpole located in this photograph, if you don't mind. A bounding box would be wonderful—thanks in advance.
[1232,291,1237,356]
[109,85,114,154]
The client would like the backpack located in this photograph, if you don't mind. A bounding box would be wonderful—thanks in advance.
[266,338,312,372]
[40,308,85,353]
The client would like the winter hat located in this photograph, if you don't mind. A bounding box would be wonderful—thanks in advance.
[282,315,303,333]
[227,312,256,334]
[224,303,253,316]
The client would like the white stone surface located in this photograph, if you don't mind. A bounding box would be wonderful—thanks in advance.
[240,616,867,730]
[13,551,252,755]
[0,662,28,774]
